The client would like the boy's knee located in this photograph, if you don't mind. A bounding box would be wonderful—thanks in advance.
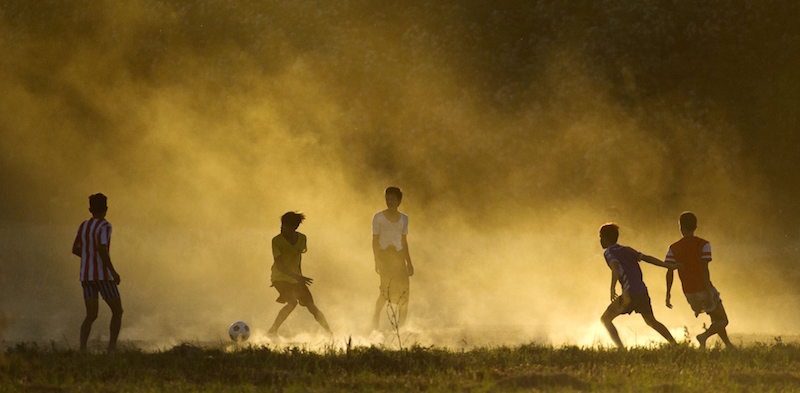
[642,314,659,327]
[713,316,728,328]
[286,299,298,307]
[85,311,98,322]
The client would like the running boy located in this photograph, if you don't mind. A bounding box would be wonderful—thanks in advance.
[665,212,734,349]
[72,193,123,352]
[599,223,679,349]
[371,187,414,330]
[267,212,332,336]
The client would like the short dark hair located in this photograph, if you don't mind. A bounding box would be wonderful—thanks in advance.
[281,211,305,229]
[89,193,107,213]
[599,223,620,243]
[679,211,697,231]
[385,186,403,202]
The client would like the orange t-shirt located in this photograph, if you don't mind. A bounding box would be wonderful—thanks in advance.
[664,236,712,293]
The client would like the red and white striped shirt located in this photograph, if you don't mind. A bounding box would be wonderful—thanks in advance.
[73,218,113,281]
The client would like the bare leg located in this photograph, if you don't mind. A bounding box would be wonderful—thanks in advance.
[268,300,297,334]
[397,295,409,327]
[105,296,123,352]
[80,297,99,352]
[306,304,332,334]
[372,294,385,330]
[642,314,677,345]
[718,328,734,349]
[699,303,731,349]
[601,304,624,350]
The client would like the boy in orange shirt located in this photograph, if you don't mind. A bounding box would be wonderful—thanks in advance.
[665,212,734,349]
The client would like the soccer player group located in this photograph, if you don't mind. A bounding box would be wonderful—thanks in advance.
[600,213,734,350]
[71,187,414,351]
[73,190,731,352]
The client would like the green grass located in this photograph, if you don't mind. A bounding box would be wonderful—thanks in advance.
[2,340,800,392]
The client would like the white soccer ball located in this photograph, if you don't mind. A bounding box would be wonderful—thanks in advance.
[228,321,250,342]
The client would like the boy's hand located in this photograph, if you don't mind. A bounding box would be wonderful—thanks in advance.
[611,290,619,302]
[112,272,121,285]
[666,293,673,309]
[298,275,313,286]
[407,264,414,277]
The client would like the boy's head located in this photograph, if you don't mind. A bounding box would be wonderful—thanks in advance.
[679,211,697,233]
[89,193,108,217]
[281,211,305,231]
[599,223,620,249]
[385,186,403,208]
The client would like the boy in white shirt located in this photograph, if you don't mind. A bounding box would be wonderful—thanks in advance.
[371,187,415,330]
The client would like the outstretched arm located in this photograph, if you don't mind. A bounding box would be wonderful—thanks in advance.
[641,254,680,270]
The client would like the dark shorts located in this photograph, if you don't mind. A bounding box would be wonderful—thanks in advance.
[82,281,120,300]
[611,292,654,316]
[377,249,409,304]
[272,281,314,307]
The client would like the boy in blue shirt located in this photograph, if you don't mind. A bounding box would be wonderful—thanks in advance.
[599,223,680,349]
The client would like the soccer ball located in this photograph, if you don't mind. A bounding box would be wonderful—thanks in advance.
[228,321,250,342]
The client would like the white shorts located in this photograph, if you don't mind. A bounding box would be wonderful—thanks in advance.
[685,287,720,316]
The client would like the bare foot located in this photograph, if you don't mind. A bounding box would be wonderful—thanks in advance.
[696,334,707,349]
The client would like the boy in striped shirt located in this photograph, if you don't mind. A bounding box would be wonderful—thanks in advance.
[665,212,734,349]
[71,193,123,352]
[599,223,680,350]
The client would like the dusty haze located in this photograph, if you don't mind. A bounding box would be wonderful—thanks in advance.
[1,1,799,349]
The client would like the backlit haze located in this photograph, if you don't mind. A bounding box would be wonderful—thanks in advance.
[1,1,799,350]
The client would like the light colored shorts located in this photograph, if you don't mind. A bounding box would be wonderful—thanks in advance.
[685,287,721,316]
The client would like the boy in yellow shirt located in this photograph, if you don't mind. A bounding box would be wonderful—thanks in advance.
[267,212,332,336]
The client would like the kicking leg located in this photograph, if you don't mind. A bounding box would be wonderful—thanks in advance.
[700,303,732,349]
[642,313,677,345]
[306,303,332,334]
[80,297,99,352]
[268,299,297,334]
[105,296,123,352]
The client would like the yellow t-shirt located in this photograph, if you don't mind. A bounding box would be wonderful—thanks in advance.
[271,233,307,284]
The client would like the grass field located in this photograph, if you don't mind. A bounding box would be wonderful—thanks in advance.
[2,339,800,392]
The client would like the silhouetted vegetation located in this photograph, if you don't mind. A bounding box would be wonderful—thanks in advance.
[3,340,800,391]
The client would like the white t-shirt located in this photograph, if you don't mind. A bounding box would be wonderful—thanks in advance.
[372,211,408,251]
